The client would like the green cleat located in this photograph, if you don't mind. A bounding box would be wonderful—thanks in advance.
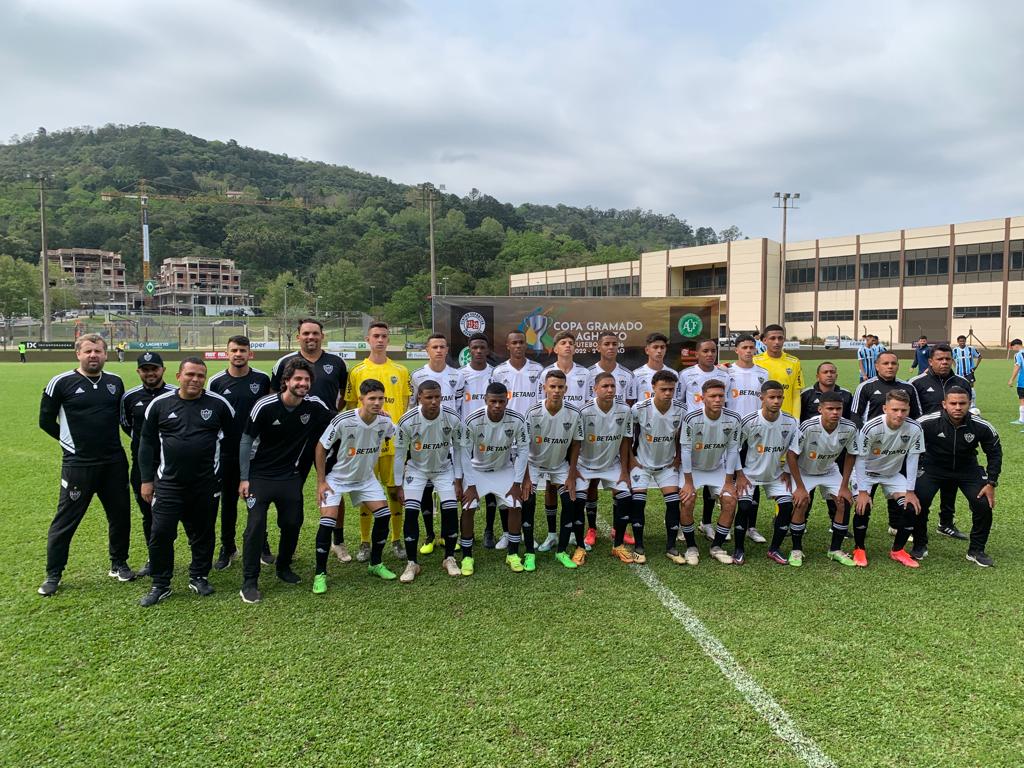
[788,550,804,567]
[312,573,327,594]
[367,563,397,581]
[555,552,578,569]
[827,549,857,567]
[523,553,537,572]
[460,556,475,576]
[506,554,524,573]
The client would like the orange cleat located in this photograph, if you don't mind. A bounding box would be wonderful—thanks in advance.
[611,545,639,564]
[852,548,868,567]
[889,549,920,568]
[571,548,587,566]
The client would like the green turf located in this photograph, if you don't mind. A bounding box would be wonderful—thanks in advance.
[2,358,1022,767]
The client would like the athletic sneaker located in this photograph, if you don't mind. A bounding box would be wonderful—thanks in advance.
[331,543,352,563]
[1010,419,1024,425]
[788,550,803,568]
[368,563,397,580]
[393,541,407,560]
[664,548,686,565]
[827,550,856,567]
[213,546,237,571]
[400,562,421,583]
[495,533,509,550]
[910,546,929,561]
[419,539,435,556]
[136,561,152,578]
[633,550,647,564]
[276,568,301,584]
[108,561,136,582]
[139,586,172,607]
[732,549,745,565]
[889,549,919,568]
[766,549,788,565]
[188,577,215,596]
[312,573,328,594]
[537,533,557,552]
[442,556,462,576]
[684,547,700,566]
[937,524,968,541]
[239,581,262,603]
[555,552,578,569]
[523,553,537,572]
[506,554,525,573]
[356,542,371,562]
[483,530,497,549]
[709,546,733,564]
[887,526,898,536]
[37,575,60,597]
[676,529,686,543]
[623,530,636,546]
[966,550,994,567]
[852,548,868,567]
[460,556,475,576]
[701,523,715,541]
[611,545,640,564]
[571,548,587,566]
[260,545,276,566]
[747,527,767,544]
[584,527,598,548]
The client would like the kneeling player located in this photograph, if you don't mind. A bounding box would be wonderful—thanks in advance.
[461,383,528,575]
[679,379,741,565]
[394,380,465,582]
[852,390,923,568]
[788,392,858,567]
[314,379,397,590]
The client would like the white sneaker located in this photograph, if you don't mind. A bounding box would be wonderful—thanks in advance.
[331,543,352,563]
[393,541,407,560]
[568,533,577,547]
[399,562,421,584]
[1010,419,1024,425]
[684,546,700,566]
[676,529,686,542]
[442,556,462,576]
[537,533,557,552]
[747,527,767,544]
[701,523,715,541]
[709,546,733,564]
[887,526,898,536]
[495,533,509,550]
[356,542,371,562]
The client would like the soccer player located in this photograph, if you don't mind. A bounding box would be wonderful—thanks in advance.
[753,332,767,355]
[911,335,930,374]
[858,335,881,382]
[733,380,803,566]
[576,372,636,563]
[137,358,236,606]
[679,339,723,412]
[38,334,134,596]
[461,382,528,575]
[916,387,1001,567]
[120,351,175,578]
[344,322,412,563]
[19,339,27,363]
[852,390,924,568]
[270,318,348,410]
[238,359,331,603]
[789,392,859,566]
[678,379,741,566]
[393,380,465,582]
[1007,338,1024,427]
[459,333,501,548]
[314,379,397,589]
[753,324,803,419]
[851,351,922,425]
[800,362,853,423]
[408,334,466,556]
[952,335,982,412]
[629,370,685,564]
[631,332,681,403]
[208,335,273,570]
[523,370,584,571]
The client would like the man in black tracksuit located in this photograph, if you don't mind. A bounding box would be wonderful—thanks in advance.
[799,361,854,424]
[915,386,1001,566]
[137,357,236,607]
[908,343,974,541]
[238,358,331,604]
[37,333,134,596]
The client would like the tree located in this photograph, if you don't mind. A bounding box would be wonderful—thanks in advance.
[261,271,309,326]
[384,273,430,329]
[0,255,41,317]
[718,225,743,243]
[695,227,719,246]
[316,258,367,314]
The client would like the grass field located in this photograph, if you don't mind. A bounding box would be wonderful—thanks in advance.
[2,356,1022,767]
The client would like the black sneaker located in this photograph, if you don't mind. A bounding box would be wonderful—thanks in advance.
[483,530,496,549]
[966,550,994,568]
[910,546,929,561]
[37,575,61,597]
[937,524,969,541]
[213,546,237,571]
[188,577,215,596]
[239,581,262,603]
[276,567,301,584]
[108,561,136,582]
[136,561,152,578]
[139,586,172,607]
[260,546,277,566]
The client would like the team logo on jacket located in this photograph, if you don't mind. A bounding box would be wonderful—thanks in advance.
[391,376,398,385]
[106,383,117,395]
[69,489,81,501]
[201,409,213,421]
[323,364,334,375]
[246,496,257,509]
[964,432,975,443]
[300,413,311,425]
[250,382,260,394]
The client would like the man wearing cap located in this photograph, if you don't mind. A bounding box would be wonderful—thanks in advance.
[120,352,176,577]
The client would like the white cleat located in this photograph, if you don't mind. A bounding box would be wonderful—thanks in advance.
[747,527,767,544]
[701,523,715,541]
[684,546,700,566]
[442,556,462,576]
[495,533,509,550]
[709,546,733,564]
[537,533,557,552]
[331,543,352,563]
[399,562,421,584]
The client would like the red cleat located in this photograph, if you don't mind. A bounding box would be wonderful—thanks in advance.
[624,530,636,546]
[852,548,868,567]
[583,527,597,548]
[889,549,920,568]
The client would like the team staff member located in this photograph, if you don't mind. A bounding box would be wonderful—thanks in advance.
[851,351,922,425]
[915,387,1001,567]
[344,321,412,562]
[137,358,236,607]
[753,324,803,419]
[208,335,273,569]
[800,362,853,423]
[38,333,134,597]
[120,352,175,577]
[459,333,502,548]
[238,359,331,603]
[911,335,930,374]
[270,318,348,410]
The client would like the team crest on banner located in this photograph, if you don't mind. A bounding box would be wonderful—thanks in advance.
[323,364,334,375]
[250,382,260,394]
[107,383,116,395]
[246,496,257,509]
[69,489,81,501]
[300,413,311,425]
[201,409,213,421]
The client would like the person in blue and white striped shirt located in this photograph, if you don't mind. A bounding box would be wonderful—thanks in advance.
[1008,338,1024,426]
[857,336,881,382]
[953,335,982,412]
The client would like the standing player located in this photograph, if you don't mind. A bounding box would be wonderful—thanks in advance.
[629,370,685,564]
[733,381,803,566]
[393,380,465,582]
[1007,338,1024,426]
[800,362,854,422]
[344,321,412,563]
[678,339,723,412]
[459,333,501,548]
[852,390,924,568]
[858,335,881,382]
[120,352,175,578]
[952,335,982,412]
[38,334,134,596]
[238,359,331,603]
[631,332,681,403]
[137,358,236,606]
[461,382,528,575]
[753,332,767,355]
[208,335,273,570]
[753,324,803,419]
[911,335,930,375]
[314,379,397,589]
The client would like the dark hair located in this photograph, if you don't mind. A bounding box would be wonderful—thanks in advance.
[368,321,389,332]
[297,317,323,331]
[651,369,678,387]
[553,330,576,344]
[485,381,508,398]
[762,324,785,336]
[817,361,836,372]
[227,335,250,348]
[1012,338,1023,346]
[597,330,619,343]
[701,378,726,393]
[919,335,928,341]
[281,357,315,384]
[417,379,441,394]
[426,333,448,345]
[544,369,567,382]
[885,389,910,404]
[761,379,784,394]
[592,371,615,385]
[818,391,844,405]
[179,356,207,371]
[468,333,489,345]
[944,386,970,400]
[929,343,952,358]
[696,338,717,351]
[877,351,898,363]
[956,335,967,341]
[359,378,384,396]
[506,329,526,340]
[645,332,669,346]
[735,334,756,346]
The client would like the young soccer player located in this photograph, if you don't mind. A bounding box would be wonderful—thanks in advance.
[459,333,502,546]
[1008,338,1024,427]
[952,334,982,412]
[753,324,803,419]
[631,332,681,403]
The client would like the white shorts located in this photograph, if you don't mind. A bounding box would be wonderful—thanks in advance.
[528,462,569,488]
[801,466,844,500]
[466,467,518,509]
[575,461,629,494]
[630,465,678,491]
[402,467,458,504]
[738,477,791,501]
[852,473,907,498]
[321,475,388,508]
[685,468,731,498]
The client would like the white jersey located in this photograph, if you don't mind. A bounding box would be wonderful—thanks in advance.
[577,400,633,472]
[491,359,544,418]
[679,365,729,412]
[726,364,770,417]
[459,363,493,421]
[463,408,529,483]
[586,363,635,405]
[539,362,590,408]
[856,416,924,479]
[632,398,686,469]
[319,410,396,486]
[524,402,583,470]
[630,363,682,402]
[737,410,799,483]
[410,364,465,409]
[393,405,465,479]
[680,408,743,473]
[792,416,859,476]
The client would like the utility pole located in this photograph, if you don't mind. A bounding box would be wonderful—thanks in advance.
[37,175,52,341]
[773,192,800,324]
[419,182,445,326]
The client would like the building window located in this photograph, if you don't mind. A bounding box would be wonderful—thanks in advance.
[587,283,608,297]
[819,310,854,322]
[1008,304,1024,318]
[1008,240,1023,280]
[784,259,816,293]
[566,281,585,297]
[783,311,813,322]
[954,241,1004,284]
[859,252,900,288]
[684,266,727,296]
[953,305,1000,319]
[860,309,898,321]
[817,255,856,291]
[610,276,632,296]
[903,247,949,286]
[509,285,529,296]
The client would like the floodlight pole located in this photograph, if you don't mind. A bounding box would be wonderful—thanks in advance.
[773,192,800,324]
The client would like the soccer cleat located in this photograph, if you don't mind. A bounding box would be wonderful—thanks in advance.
[623,530,636,546]
[495,533,509,550]
[368,563,398,580]
[442,556,462,576]
[889,549,920,568]
[887,526,898,536]
[239,581,262,603]
[37,575,61,597]
[460,556,475,576]
[584,527,598,548]
[419,539,435,556]
[108,561,136,582]
[139,586,172,607]
[260,546,277,566]
[555,552,578,569]
[701,523,715,541]
[188,577,215,596]
[1010,419,1024,425]
[732,549,746,565]
[506,554,525,573]
[571,548,587,566]
[331,543,352,563]
[709,546,733,565]
[788,550,804,568]
[633,550,647,564]
[684,547,700,566]
[910,546,929,561]
[937,524,968,541]
[356,542,371,562]
[537,533,558,552]
[399,562,422,583]
[136,561,152,578]
[393,541,407,560]
[664,548,686,565]
[966,550,994,567]
[523,553,537,572]
[827,550,856,567]
[852,548,868,567]
[312,573,328,594]
[766,549,788,565]
[611,545,639,564]
[676,529,687,543]
[213,546,236,571]
[276,568,301,584]
[746,527,767,544]
[483,530,497,549]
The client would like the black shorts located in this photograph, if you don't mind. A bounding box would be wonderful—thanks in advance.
[1016,387,1024,400]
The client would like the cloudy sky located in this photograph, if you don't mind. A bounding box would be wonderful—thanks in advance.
[2,0,1023,241]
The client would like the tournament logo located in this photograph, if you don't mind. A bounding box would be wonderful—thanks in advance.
[246,496,257,509]
[250,382,260,394]
[200,409,213,421]
[323,364,334,375]
[459,311,486,336]
[518,309,552,352]
[106,383,117,395]
[300,413,311,425]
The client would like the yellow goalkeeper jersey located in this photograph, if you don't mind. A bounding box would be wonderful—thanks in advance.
[344,357,412,456]
[753,352,804,419]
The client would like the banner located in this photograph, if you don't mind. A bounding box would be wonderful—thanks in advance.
[406,350,429,360]
[127,341,180,351]
[248,341,280,350]
[204,351,228,360]
[433,296,720,369]
[327,341,369,351]
[25,341,75,350]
